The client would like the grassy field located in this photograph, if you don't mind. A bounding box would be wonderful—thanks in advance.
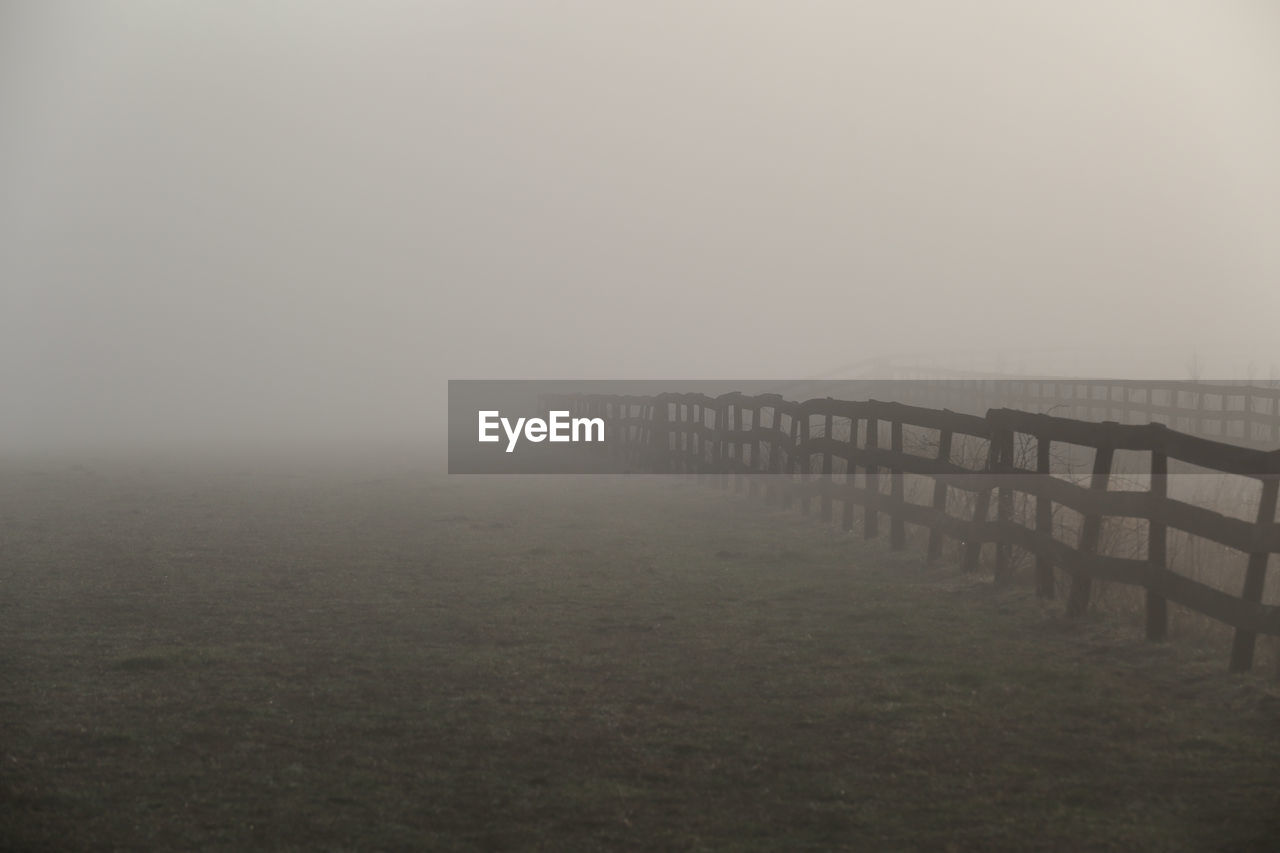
[2,460,1279,851]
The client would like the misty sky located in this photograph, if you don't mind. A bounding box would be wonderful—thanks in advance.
[3,2,1279,451]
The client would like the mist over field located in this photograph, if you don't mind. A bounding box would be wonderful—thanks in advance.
[3,2,1280,455]
[5,5,1280,851]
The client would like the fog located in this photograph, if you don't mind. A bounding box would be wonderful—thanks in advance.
[4,1,1280,454]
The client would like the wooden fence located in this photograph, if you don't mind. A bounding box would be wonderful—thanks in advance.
[779,379,1280,448]
[540,391,1280,673]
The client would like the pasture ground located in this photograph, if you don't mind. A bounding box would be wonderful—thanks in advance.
[2,460,1279,851]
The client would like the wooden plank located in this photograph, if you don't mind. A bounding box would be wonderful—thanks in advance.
[746,426,792,448]
[784,412,800,510]
[763,405,780,505]
[865,414,879,539]
[733,404,746,488]
[980,522,1280,636]
[891,419,906,550]
[674,402,686,473]
[1230,477,1280,671]
[895,499,974,542]
[569,390,1280,653]
[867,401,992,437]
[994,427,1015,584]
[963,436,996,573]
[747,406,762,498]
[821,412,835,521]
[986,408,1157,451]
[989,520,1145,586]
[798,411,811,515]
[1035,434,1054,598]
[1146,566,1280,635]
[927,429,953,563]
[1159,431,1278,478]
[693,403,705,480]
[1147,449,1168,642]
[717,401,729,491]
[1067,439,1114,618]
[835,446,993,483]
[842,417,859,531]
[992,473,1280,554]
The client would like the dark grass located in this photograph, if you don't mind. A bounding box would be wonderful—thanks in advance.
[1,463,1278,851]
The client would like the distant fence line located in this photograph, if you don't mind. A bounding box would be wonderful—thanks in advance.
[777,379,1280,449]
[539,391,1280,674]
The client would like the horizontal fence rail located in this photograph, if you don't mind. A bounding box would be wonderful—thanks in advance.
[781,379,1280,449]
[540,392,1280,673]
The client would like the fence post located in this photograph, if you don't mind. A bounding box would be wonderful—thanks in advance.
[684,401,695,474]
[963,430,995,573]
[614,399,625,462]
[675,402,686,473]
[1067,433,1115,618]
[1244,391,1254,445]
[696,399,706,479]
[737,404,748,495]
[623,402,635,466]
[650,398,670,473]
[842,416,860,532]
[926,428,953,563]
[1035,432,1055,598]
[1229,474,1280,672]
[604,401,615,461]
[798,410,811,516]
[993,427,1015,584]
[635,403,646,466]
[1272,392,1279,445]
[765,405,780,506]
[629,402,640,465]
[748,406,762,499]
[784,410,800,510]
[1146,435,1168,641]
[691,402,703,480]
[628,402,639,465]
[864,413,879,540]
[821,411,834,522]
[723,401,735,490]
[890,418,906,550]
[716,401,729,490]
